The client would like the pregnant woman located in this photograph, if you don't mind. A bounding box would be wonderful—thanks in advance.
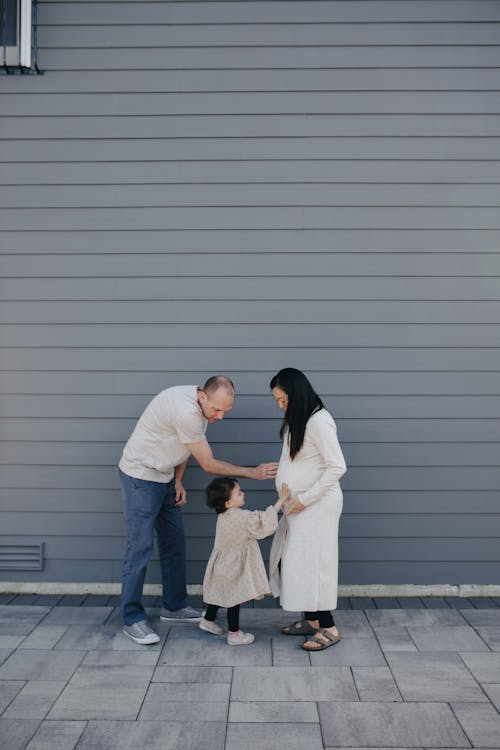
[269,368,347,651]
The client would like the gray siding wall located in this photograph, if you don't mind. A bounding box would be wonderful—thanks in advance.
[0,0,499,586]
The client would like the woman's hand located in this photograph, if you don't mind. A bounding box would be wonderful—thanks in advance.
[285,496,306,515]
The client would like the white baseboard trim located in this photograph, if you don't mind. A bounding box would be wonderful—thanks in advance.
[1,582,499,598]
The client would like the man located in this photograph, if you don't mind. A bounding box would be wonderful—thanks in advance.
[118,375,278,644]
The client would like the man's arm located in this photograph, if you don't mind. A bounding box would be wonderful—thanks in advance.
[187,439,278,480]
[174,458,189,506]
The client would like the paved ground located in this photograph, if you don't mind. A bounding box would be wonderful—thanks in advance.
[0,597,499,749]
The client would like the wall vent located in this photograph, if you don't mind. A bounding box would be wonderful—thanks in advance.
[0,543,44,570]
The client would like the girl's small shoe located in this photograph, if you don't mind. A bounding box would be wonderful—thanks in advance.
[199,618,224,636]
[227,630,255,646]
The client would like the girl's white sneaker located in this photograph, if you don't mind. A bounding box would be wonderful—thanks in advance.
[199,618,224,635]
[227,630,255,646]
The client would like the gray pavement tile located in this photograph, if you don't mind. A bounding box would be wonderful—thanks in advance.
[226,722,324,750]
[318,702,471,747]
[352,666,403,702]
[18,626,69,650]
[333,610,375,638]
[138,682,229,720]
[159,636,272,666]
[25,720,86,750]
[55,624,165,651]
[232,666,357,701]
[271,636,311,666]
[459,652,500,683]
[0,649,84,681]
[3,680,66,719]
[152,665,232,682]
[228,700,319,722]
[366,609,467,628]
[0,718,41,750]
[0,606,50,624]
[351,598,377,610]
[48,684,149,721]
[0,648,14,666]
[476,627,500,651]
[0,681,24,714]
[452,702,500,748]
[373,626,418,652]
[166,623,222,640]
[482,683,500,711]
[42,606,113,625]
[0,635,26,649]
[0,622,38,636]
[386,652,487,702]
[460,609,500,627]
[57,663,154,689]
[77,719,226,749]
[82,650,160,667]
[422,597,451,609]
[406,625,491,652]
[309,636,386,666]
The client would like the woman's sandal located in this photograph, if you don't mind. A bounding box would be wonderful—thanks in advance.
[281,618,319,636]
[300,628,341,651]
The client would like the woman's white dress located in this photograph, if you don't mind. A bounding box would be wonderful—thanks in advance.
[272,408,346,612]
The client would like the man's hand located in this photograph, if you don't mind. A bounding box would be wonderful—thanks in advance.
[174,481,187,507]
[285,496,306,515]
[252,462,279,481]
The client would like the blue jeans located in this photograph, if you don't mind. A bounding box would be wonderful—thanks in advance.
[119,469,187,625]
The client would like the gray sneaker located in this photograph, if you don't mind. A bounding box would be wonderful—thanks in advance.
[122,620,160,645]
[160,605,204,622]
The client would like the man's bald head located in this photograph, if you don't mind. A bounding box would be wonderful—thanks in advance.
[202,375,235,397]
[198,375,235,423]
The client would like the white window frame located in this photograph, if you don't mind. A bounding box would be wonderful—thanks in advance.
[2,0,32,68]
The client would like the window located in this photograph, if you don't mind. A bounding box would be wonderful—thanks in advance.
[1,0,39,72]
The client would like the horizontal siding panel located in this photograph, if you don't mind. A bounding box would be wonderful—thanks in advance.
[39,1,500,25]
[2,323,500,348]
[2,394,500,419]
[2,92,499,117]
[2,418,499,444]
[2,206,499,231]
[1,252,498,276]
[3,69,500,93]
[2,163,500,187]
[1,278,498,301]
[3,184,500,209]
[3,138,500,163]
[2,441,499,467]
[4,115,500,140]
[2,301,500,325]
[2,370,500,396]
[37,23,500,48]
[3,348,500,372]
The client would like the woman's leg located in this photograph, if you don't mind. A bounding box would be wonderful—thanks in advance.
[304,610,335,628]
[227,605,240,633]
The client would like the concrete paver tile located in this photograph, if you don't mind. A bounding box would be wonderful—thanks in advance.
[228,700,319,722]
[0,681,24,714]
[333,611,375,638]
[3,680,66,719]
[226,722,323,750]
[25,720,86,750]
[0,606,50,624]
[138,682,229,720]
[386,652,488,702]
[18,626,69,650]
[232,666,357,701]
[481,683,500,711]
[0,648,14,666]
[352,666,403,702]
[77,719,226,749]
[460,610,500,627]
[152,665,232,682]
[0,650,84,681]
[366,610,467,628]
[406,625,491,652]
[271,636,311,665]
[459,652,500,683]
[55,624,165,651]
[42,606,113,625]
[82,650,160,667]
[0,718,41,750]
[309,636,386,666]
[373,626,418,652]
[318,702,471,747]
[0,635,26,649]
[47,684,149,720]
[159,636,272,666]
[475,627,500,651]
[451,702,500,748]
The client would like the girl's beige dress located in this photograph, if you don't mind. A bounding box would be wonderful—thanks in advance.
[203,506,278,608]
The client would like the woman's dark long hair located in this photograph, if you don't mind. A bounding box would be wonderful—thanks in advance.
[270,368,323,459]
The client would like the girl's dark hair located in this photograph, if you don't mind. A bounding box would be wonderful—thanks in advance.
[270,368,323,459]
[206,476,238,514]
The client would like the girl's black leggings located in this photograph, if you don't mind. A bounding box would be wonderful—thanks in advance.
[204,603,240,632]
[304,610,335,628]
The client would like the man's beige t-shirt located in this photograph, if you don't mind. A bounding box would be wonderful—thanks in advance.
[118,385,207,483]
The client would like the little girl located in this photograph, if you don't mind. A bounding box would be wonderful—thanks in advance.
[200,477,289,645]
